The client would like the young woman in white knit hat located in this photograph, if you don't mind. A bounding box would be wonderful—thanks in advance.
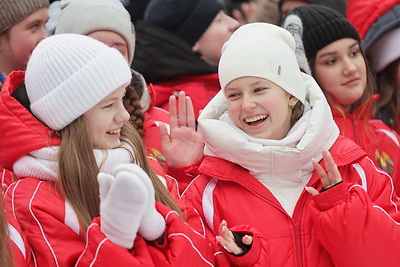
[0,33,217,266]
[180,22,400,266]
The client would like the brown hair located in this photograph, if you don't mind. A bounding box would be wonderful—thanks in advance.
[375,58,400,131]
[124,83,145,137]
[0,200,13,267]
[291,100,304,127]
[58,117,182,229]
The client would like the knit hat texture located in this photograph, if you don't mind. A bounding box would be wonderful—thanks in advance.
[143,0,224,46]
[0,0,49,33]
[55,0,135,64]
[25,34,132,130]
[287,5,360,60]
[218,22,306,104]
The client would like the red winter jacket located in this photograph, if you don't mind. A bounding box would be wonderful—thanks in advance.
[331,103,400,195]
[182,137,400,266]
[0,71,215,266]
[151,73,221,119]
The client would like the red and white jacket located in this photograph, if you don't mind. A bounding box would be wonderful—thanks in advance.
[330,101,400,195]
[0,71,215,266]
[181,74,400,266]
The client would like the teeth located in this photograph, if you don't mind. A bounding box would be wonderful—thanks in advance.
[245,114,267,123]
[107,129,121,134]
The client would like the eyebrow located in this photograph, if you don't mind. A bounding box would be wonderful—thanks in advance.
[318,41,359,59]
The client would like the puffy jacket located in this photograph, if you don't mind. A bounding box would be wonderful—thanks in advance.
[181,73,400,266]
[331,102,400,195]
[0,71,215,266]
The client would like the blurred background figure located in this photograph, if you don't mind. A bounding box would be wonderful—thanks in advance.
[278,0,347,23]
[347,0,400,133]
[0,0,49,87]
[132,0,240,119]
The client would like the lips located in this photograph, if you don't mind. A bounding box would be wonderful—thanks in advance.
[342,77,359,86]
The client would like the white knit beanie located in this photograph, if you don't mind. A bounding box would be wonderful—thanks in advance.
[55,0,135,64]
[25,33,132,130]
[218,22,306,104]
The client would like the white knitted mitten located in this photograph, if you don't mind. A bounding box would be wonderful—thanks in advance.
[113,163,166,241]
[98,169,148,249]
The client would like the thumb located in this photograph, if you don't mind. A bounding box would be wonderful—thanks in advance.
[97,173,114,201]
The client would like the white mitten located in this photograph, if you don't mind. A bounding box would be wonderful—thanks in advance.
[98,170,148,249]
[113,164,166,241]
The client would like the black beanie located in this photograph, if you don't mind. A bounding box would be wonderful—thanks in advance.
[143,0,224,46]
[287,5,360,60]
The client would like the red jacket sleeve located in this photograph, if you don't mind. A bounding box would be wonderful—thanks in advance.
[310,157,400,267]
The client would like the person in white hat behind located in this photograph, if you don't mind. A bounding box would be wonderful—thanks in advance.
[181,22,400,266]
[0,33,216,266]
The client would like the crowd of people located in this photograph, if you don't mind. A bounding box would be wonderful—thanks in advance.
[0,0,399,266]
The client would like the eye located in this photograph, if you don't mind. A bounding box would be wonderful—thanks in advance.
[350,49,360,57]
[254,87,266,93]
[102,103,113,109]
[227,92,240,98]
[325,58,337,65]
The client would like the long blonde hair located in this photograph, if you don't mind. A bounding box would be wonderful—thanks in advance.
[58,117,182,229]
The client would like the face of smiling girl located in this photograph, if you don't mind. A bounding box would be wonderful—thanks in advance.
[225,76,298,140]
[84,85,130,149]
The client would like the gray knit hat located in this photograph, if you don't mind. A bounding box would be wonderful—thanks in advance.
[55,0,135,64]
[0,0,49,33]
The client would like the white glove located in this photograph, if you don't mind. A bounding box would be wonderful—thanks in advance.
[98,169,148,249]
[113,164,166,241]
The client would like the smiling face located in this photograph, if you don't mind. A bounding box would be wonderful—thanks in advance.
[0,7,48,75]
[225,76,298,140]
[84,85,130,149]
[313,38,367,111]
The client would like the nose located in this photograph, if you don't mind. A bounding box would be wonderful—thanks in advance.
[342,57,357,76]
[226,14,240,31]
[116,104,130,123]
[39,25,48,41]
[241,94,256,111]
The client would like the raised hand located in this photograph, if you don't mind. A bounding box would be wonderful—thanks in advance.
[306,150,343,196]
[160,91,204,168]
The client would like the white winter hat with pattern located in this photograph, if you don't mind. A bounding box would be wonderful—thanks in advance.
[218,22,306,104]
[25,33,132,130]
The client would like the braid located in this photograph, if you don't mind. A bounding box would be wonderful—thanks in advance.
[124,83,145,137]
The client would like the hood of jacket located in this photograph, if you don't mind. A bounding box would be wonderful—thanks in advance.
[132,20,217,84]
[0,71,61,171]
[347,0,400,51]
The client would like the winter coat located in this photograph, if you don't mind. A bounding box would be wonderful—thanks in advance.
[0,71,215,266]
[182,73,400,266]
[132,21,221,118]
[331,101,400,195]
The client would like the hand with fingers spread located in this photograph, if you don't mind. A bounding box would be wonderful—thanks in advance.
[160,91,205,168]
[305,150,343,196]
[216,220,253,256]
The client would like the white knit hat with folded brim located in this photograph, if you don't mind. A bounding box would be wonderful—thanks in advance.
[25,33,132,130]
[55,0,135,64]
[218,22,306,104]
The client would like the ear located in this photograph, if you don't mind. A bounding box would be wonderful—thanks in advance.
[289,96,299,108]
